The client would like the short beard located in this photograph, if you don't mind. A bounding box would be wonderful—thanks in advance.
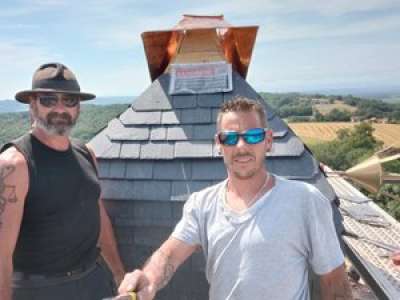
[32,108,78,136]
[225,153,261,180]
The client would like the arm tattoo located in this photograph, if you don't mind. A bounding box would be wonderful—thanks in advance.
[332,277,354,300]
[0,165,18,228]
[144,249,176,290]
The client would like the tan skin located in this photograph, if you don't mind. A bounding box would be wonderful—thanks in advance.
[0,94,124,300]
[118,110,352,300]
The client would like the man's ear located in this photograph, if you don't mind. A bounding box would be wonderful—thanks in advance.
[265,129,273,152]
[215,135,222,155]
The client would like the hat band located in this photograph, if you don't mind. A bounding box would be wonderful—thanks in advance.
[33,78,81,92]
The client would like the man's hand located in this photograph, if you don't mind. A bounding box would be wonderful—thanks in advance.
[118,270,156,300]
[391,251,400,265]
[117,238,197,300]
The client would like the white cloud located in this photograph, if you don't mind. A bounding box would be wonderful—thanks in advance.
[82,62,151,96]
[196,0,400,17]
[260,14,400,43]
[0,40,63,99]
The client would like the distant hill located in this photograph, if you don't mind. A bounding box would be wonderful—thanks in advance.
[0,103,129,145]
[0,96,134,114]
[87,96,134,106]
[302,86,400,101]
[0,100,27,113]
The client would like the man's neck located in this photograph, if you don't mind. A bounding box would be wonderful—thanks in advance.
[31,128,70,151]
[228,171,269,196]
[226,171,275,211]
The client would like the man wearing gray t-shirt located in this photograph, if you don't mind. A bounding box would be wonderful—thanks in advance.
[118,97,353,300]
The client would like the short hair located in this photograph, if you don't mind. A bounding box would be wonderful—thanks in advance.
[217,96,267,130]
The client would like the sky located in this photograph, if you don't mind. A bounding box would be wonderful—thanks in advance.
[0,0,400,100]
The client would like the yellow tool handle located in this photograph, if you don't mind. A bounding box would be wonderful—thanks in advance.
[128,292,137,300]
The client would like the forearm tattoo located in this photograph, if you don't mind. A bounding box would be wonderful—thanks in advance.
[337,280,354,300]
[0,165,17,228]
[144,249,176,290]
[331,277,354,300]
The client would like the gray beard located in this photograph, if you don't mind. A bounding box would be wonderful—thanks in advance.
[33,111,76,136]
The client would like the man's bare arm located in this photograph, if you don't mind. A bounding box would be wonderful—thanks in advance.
[118,237,198,300]
[85,144,126,285]
[0,148,29,300]
[98,199,125,285]
[320,263,353,300]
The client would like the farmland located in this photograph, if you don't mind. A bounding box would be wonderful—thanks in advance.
[313,101,357,115]
[288,122,400,146]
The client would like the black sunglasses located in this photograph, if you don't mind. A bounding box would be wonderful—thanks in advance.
[37,95,80,108]
[217,128,268,146]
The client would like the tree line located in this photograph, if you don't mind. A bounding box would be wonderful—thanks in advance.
[0,104,128,146]
[309,122,400,220]
[260,92,400,123]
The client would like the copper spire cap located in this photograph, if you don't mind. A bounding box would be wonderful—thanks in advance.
[141,15,258,81]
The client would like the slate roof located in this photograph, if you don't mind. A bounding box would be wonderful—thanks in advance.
[89,69,343,300]
[327,172,400,300]
[89,71,336,204]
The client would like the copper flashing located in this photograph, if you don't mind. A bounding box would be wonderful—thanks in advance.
[141,15,258,81]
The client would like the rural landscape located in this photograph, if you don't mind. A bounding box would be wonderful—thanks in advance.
[1,91,399,222]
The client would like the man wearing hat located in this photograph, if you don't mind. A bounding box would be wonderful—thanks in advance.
[0,63,125,300]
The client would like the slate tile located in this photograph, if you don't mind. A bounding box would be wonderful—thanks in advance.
[97,160,110,178]
[161,110,181,125]
[170,202,184,219]
[88,131,113,158]
[167,126,193,140]
[120,108,162,125]
[109,127,150,141]
[181,108,211,124]
[101,180,135,200]
[140,142,174,159]
[191,160,226,180]
[102,142,121,158]
[133,201,166,221]
[125,161,154,179]
[193,124,216,140]
[112,226,135,245]
[153,161,192,180]
[269,134,304,157]
[132,75,173,111]
[269,115,288,138]
[212,108,219,122]
[150,127,167,140]
[134,226,172,246]
[173,94,197,108]
[102,199,132,218]
[133,180,171,201]
[171,180,214,201]
[119,142,140,159]
[197,93,223,108]
[266,151,318,179]
[174,142,213,158]
[109,161,126,179]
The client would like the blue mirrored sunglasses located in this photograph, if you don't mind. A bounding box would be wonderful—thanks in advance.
[217,128,268,146]
[37,95,80,108]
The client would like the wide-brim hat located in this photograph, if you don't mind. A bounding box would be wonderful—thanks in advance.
[15,62,96,103]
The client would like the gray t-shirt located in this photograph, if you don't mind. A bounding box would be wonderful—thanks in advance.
[172,176,344,300]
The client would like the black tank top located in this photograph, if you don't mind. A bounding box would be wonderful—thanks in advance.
[1,133,101,274]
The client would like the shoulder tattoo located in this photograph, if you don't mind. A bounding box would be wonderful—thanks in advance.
[0,164,18,228]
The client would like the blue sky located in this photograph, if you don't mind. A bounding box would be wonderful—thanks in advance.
[1,0,399,100]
